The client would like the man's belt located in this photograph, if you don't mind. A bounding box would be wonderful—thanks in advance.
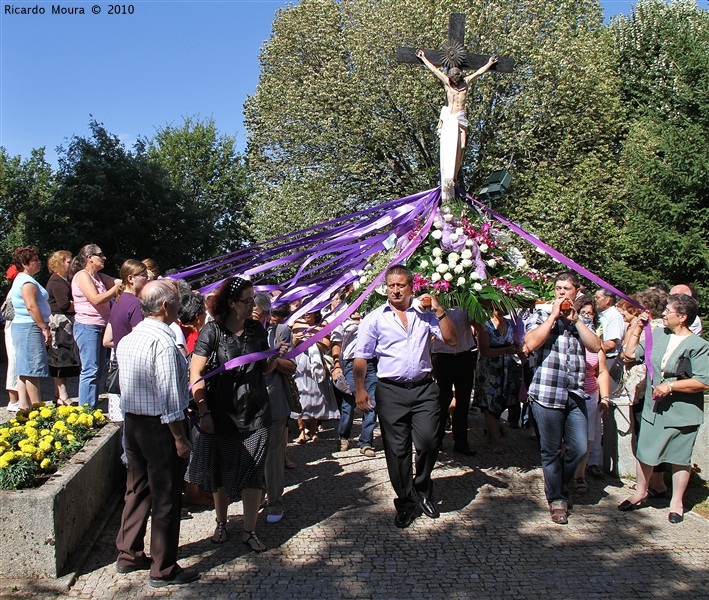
[379,375,433,389]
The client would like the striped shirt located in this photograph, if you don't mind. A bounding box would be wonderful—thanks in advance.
[116,318,189,424]
[526,310,588,409]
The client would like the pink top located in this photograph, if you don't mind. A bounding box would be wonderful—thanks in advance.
[584,348,600,394]
[71,270,111,326]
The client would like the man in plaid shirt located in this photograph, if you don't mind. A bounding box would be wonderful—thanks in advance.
[524,272,601,525]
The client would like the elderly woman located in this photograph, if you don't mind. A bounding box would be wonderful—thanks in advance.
[46,250,81,405]
[10,246,51,409]
[619,294,709,523]
[187,276,286,551]
[71,244,119,407]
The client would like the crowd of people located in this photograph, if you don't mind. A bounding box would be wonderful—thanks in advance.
[2,246,708,587]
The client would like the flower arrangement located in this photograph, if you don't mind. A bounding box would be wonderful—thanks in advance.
[0,403,107,490]
[408,203,550,322]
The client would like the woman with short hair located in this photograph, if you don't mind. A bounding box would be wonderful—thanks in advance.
[619,294,709,523]
[45,250,81,405]
[10,245,51,409]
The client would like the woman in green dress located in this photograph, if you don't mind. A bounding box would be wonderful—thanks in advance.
[619,294,709,523]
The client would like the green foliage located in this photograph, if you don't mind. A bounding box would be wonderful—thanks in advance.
[145,116,252,255]
[609,0,709,299]
[23,119,216,272]
[0,455,39,491]
[245,0,626,292]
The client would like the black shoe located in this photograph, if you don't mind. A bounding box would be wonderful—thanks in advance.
[419,495,440,519]
[453,445,476,456]
[668,512,684,524]
[116,555,152,573]
[618,498,646,512]
[148,566,200,588]
[394,509,415,528]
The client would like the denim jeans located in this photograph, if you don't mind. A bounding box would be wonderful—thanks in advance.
[339,359,378,447]
[532,395,588,503]
[73,322,106,408]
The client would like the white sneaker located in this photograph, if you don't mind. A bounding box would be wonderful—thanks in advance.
[266,512,283,524]
[6,402,20,413]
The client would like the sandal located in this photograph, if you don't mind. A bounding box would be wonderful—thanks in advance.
[211,520,228,544]
[574,478,588,494]
[242,530,266,553]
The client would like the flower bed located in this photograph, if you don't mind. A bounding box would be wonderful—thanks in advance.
[0,403,107,490]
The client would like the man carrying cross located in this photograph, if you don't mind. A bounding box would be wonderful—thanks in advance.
[416,50,498,200]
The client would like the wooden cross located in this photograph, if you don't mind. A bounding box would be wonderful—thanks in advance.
[396,13,514,73]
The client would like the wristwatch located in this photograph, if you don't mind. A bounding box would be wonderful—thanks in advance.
[436,312,448,321]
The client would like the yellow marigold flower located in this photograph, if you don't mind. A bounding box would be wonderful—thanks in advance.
[2,451,17,462]
[33,449,45,461]
[22,444,37,453]
[67,414,78,425]
[28,410,39,419]
[66,434,75,442]
[10,418,18,425]
[0,440,9,449]
[57,406,70,417]
[38,441,52,453]
[0,429,9,438]
[43,435,54,444]
[40,429,51,436]
[40,408,52,419]
[18,439,30,448]
[22,450,34,458]
[54,442,62,451]
[40,458,52,470]
[26,420,38,428]
[52,421,67,431]
[10,426,23,434]
[0,459,9,469]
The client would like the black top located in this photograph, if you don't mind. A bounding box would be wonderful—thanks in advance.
[194,319,271,433]
[45,274,74,315]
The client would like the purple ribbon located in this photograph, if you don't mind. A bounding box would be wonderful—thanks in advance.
[465,193,655,385]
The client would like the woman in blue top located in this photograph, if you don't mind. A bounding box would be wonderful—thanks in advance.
[10,245,51,409]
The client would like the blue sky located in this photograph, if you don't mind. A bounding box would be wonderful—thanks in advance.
[0,1,658,165]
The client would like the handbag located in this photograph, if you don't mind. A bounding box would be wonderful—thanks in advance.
[105,358,120,394]
[281,371,302,414]
[623,363,647,405]
[1,294,14,322]
[607,354,626,397]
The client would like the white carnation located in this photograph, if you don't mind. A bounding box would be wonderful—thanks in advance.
[431,230,443,240]
[432,248,443,257]
[431,272,442,282]
[470,272,481,281]
[474,282,483,291]
[487,259,497,268]
[465,239,474,247]
[449,233,459,242]
[455,227,464,236]
[436,263,449,273]
[461,259,473,268]
[517,258,528,269]
[432,257,442,267]
[448,252,460,264]
[443,214,454,222]
[444,273,453,281]
[419,260,429,270]
[457,277,466,287]
[433,220,443,229]
[359,276,368,284]
[479,243,489,253]
[454,265,464,274]
[461,249,472,259]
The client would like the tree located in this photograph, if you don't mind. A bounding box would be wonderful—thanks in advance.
[245,0,625,285]
[26,119,214,272]
[609,0,709,300]
[0,148,56,275]
[145,116,252,254]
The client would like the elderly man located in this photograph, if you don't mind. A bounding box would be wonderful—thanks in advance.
[525,272,601,525]
[670,284,703,335]
[115,280,199,587]
[593,289,626,359]
[354,265,458,528]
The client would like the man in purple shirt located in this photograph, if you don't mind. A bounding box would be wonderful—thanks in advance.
[354,265,458,528]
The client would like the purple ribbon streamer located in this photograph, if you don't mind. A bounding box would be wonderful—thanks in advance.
[465,193,655,385]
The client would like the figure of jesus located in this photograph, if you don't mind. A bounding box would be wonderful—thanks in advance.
[416,50,498,200]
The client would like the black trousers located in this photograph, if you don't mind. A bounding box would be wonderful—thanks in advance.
[116,413,188,579]
[433,351,477,448]
[375,378,440,512]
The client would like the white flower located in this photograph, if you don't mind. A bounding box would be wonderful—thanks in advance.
[443,214,454,222]
[353,281,361,291]
[536,247,546,255]
[432,248,443,257]
[419,260,429,270]
[474,282,483,291]
[432,257,442,267]
[479,243,489,253]
[517,258,528,269]
[444,273,453,281]
[357,269,364,276]
[364,263,372,271]
[359,276,368,284]
[461,249,472,259]
[455,227,464,236]
[440,206,451,215]
[431,272,442,283]
[465,239,474,247]
[470,272,481,281]
[454,265,464,274]
[461,259,473,268]
[487,259,497,268]
[449,233,459,242]
[436,263,449,273]
[433,220,443,229]
[448,252,460,264]
[457,277,466,287]
[431,230,443,240]
[375,285,388,296]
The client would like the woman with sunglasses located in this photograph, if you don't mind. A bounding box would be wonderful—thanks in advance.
[71,244,119,407]
[187,276,287,551]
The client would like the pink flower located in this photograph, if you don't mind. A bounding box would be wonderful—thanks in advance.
[433,280,451,292]
[413,273,430,292]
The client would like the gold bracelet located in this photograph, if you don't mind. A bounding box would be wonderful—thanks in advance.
[668,381,674,394]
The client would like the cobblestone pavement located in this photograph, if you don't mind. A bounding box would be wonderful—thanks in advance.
[2,400,708,600]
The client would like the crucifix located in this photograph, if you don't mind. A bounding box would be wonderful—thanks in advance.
[397,13,514,201]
